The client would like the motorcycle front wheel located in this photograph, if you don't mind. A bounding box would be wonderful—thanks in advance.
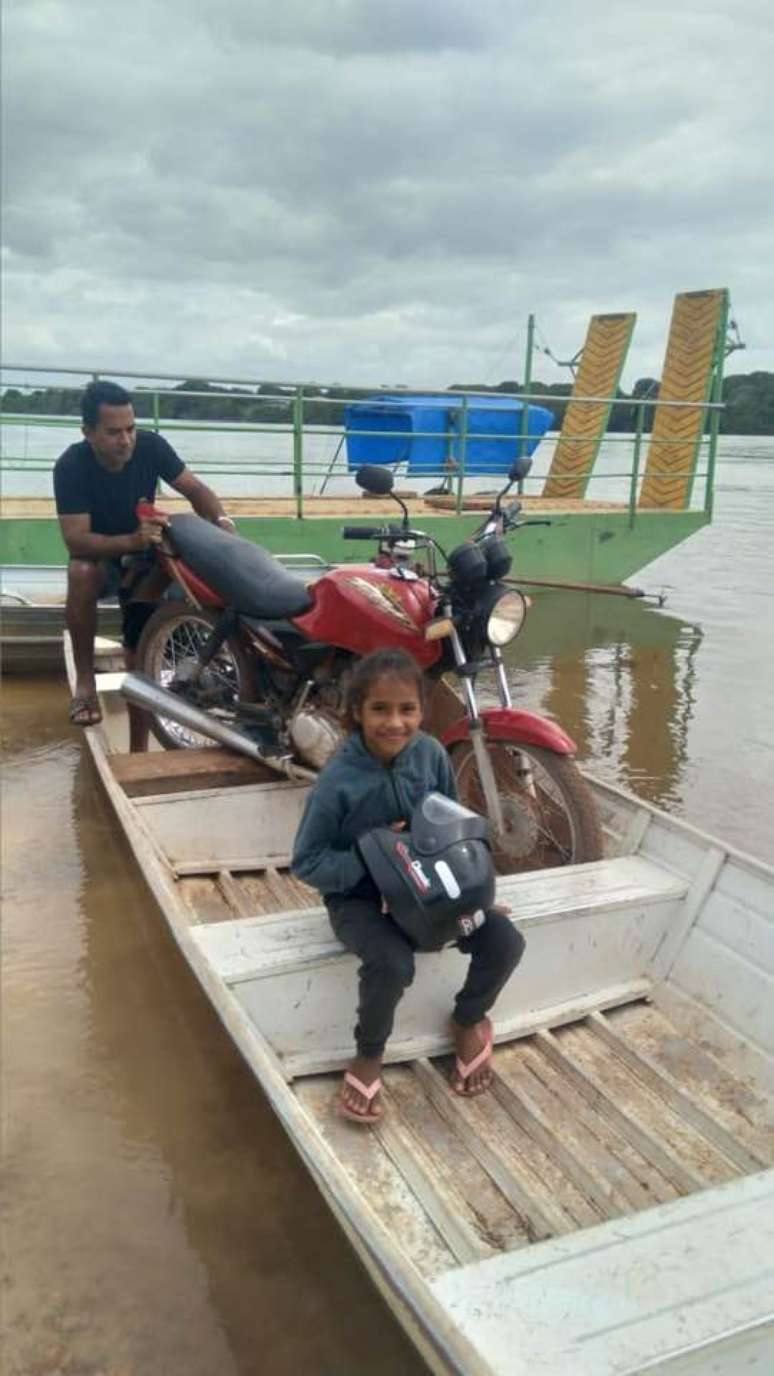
[135,603,256,749]
[451,740,603,873]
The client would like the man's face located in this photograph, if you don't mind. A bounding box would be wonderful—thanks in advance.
[84,403,137,471]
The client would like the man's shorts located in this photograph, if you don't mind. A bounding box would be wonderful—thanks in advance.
[96,559,157,652]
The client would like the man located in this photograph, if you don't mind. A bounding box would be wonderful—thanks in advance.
[54,379,235,746]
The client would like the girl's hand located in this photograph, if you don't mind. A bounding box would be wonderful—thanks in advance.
[490,901,512,917]
[390,820,406,831]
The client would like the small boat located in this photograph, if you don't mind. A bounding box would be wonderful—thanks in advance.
[0,555,330,674]
[0,566,122,673]
[70,638,774,1376]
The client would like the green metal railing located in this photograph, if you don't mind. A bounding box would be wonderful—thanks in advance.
[0,364,725,521]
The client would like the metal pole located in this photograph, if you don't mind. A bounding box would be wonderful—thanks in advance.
[504,575,645,598]
[293,387,304,519]
[518,314,535,494]
[318,434,345,496]
[455,396,468,515]
[628,402,645,527]
[704,293,730,519]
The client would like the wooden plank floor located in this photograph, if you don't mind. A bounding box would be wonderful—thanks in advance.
[2,493,628,520]
[174,862,773,1280]
[293,1002,774,1281]
[177,864,317,924]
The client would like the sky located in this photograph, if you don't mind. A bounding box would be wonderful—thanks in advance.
[2,0,772,394]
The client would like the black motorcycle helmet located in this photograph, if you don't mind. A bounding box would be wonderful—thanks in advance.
[358,793,496,950]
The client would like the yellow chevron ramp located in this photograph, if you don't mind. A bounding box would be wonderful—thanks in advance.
[639,289,728,509]
[542,312,636,499]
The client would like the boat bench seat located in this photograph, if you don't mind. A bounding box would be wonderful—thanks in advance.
[193,856,688,984]
[190,857,691,1077]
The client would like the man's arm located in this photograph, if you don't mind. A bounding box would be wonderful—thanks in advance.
[58,512,163,561]
[169,469,235,529]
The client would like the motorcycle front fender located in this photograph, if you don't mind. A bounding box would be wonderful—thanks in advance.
[440,707,577,756]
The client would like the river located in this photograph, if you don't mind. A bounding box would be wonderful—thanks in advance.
[2,436,773,1374]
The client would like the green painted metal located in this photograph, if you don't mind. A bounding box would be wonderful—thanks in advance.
[455,396,468,515]
[682,288,729,511]
[628,403,645,528]
[0,509,709,586]
[292,388,304,519]
[518,313,535,495]
[704,293,730,519]
[0,337,725,588]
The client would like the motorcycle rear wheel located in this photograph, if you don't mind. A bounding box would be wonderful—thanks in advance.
[451,740,602,873]
[135,603,256,750]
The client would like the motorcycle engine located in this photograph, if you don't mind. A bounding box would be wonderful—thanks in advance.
[289,708,344,770]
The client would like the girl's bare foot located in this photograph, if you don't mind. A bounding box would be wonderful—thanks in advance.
[340,1054,383,1123]
[450,1017,493,1096]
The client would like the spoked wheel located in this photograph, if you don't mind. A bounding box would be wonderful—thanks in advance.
[135,603,256,749]
[451,740,603,874]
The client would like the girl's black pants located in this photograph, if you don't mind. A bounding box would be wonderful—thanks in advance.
[325,881,525,1060]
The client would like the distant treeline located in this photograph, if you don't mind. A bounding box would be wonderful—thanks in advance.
[2,371,773,434]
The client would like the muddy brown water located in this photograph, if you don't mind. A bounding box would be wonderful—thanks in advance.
[2,444,773,1374]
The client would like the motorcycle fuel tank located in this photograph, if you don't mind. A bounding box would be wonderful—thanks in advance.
[293,566,441,667]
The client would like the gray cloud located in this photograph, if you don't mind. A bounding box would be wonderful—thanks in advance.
[2,0,772,388]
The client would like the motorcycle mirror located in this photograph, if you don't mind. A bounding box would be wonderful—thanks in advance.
[491,454,534,514]
[508,454,533,483]
[355,465,394,496]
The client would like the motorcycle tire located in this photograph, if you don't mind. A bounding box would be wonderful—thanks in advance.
[451,740,603,874]
[135,603,257,750]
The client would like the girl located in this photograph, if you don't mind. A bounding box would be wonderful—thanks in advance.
[292,648,525,1125]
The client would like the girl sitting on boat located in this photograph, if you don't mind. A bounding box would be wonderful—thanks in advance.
[291,648,525,1125]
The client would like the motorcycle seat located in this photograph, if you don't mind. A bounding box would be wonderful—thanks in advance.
[167,514,313,619]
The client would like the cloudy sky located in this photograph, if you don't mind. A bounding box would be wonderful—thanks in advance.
[3,0,772,392]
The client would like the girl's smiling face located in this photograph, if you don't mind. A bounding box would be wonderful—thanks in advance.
[355,673,423,763]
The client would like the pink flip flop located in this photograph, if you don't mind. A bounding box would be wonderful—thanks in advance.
[451,1028,494,1096]
[339,1071,383,1124]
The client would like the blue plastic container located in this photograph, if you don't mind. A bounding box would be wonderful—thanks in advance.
[344,394,554,476]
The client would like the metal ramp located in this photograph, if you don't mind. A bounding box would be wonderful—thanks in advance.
[541,312,636,499]
[639,288,728,509]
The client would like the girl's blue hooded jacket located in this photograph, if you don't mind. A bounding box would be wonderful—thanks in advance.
[291,729,457,898]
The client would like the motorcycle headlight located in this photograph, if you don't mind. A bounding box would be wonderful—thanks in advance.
[486,590,527,646]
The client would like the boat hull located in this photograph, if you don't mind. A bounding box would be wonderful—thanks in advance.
[1,506,710,587]
[67,641,774,1376]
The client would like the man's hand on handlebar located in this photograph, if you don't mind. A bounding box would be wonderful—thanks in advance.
[130,515,168,551]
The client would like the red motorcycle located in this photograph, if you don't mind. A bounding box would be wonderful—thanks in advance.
[130,460,602,872]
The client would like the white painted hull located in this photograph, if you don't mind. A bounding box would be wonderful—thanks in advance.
[70,641,774,1376]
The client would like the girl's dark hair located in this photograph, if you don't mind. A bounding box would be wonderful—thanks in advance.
[343,649,425,731]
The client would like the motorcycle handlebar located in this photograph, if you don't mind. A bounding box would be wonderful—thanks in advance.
[342,525,386,539]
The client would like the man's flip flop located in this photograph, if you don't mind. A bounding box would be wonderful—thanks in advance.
[339,1071,383,1125]
[451,1034,493,1096]
[69,694,102,727]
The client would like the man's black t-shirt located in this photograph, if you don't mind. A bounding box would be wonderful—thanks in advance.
[53,430,185,536]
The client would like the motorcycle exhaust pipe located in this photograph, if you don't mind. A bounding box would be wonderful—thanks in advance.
[120,672,316,783]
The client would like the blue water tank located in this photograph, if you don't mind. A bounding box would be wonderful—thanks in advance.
[344,394,554,476]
